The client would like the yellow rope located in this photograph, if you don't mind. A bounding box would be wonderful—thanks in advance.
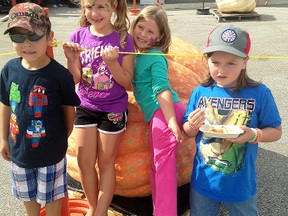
[53,40,203,57]
[0,52,17,56]
[249,55,288,59]
[1,40,288,59]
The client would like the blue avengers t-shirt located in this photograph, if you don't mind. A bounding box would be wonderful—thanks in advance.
[183,84,281,202]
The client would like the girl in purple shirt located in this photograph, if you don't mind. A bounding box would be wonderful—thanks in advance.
[63,0,134,215]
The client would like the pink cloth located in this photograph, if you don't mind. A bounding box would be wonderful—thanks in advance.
[149,102,186,216]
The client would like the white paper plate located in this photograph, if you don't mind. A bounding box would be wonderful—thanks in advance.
[199,125,244,139]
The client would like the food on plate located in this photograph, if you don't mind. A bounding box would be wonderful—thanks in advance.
[200,124,244,139]
[209,125,227,133]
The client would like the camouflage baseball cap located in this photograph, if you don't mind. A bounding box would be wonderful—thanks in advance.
[203,25,251,58]
[4,2,51,35]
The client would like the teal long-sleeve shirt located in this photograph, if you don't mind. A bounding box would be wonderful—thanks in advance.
[132,49,180,122]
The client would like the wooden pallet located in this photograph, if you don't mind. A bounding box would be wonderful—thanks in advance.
[212,9,261,22]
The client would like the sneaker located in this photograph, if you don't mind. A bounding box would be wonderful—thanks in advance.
[52,4,58,8]
[58,3,64,7]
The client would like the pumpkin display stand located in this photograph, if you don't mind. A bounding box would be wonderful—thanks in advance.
[213,0,260,22]
[67,37,203,215]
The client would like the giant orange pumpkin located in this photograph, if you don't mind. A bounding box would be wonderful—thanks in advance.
[66,37,203,197]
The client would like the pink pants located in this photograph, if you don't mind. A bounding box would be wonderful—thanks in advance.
[149,102,186,216]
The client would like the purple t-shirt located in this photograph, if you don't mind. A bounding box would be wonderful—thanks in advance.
[70,26,134,113]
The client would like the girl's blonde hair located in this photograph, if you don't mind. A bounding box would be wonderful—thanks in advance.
[131,4,171,53]
[79,0,130,48]
[200,53,262,93]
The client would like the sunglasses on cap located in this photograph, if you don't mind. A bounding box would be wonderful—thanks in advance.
[9,33,45,43]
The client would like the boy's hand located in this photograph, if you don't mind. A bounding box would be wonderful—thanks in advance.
[0,140,10,161]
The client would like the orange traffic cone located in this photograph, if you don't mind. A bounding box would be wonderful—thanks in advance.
[40,196,89,216]
[129,0,141,15]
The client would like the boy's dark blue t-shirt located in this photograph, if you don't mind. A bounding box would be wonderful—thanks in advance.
[0,58,80,168]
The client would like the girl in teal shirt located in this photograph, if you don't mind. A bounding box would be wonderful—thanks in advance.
[131,5,185,216]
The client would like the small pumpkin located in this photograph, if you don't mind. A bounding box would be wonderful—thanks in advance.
[67,37,203,197]
[216,0,256,13]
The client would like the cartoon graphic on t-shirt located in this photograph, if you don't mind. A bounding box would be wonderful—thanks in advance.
[82,67,93,85]
[198,97,254,174]
[10,113,19,143]
[26,120,46,148]
[80,62,114,91]
[28,85,48,118]
[9,82,21,112]
[93,62,114,90]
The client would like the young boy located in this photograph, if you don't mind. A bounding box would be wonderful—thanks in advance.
[0,3,80,216]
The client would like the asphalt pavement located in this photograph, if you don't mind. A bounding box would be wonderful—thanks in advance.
[0,1,287,215]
